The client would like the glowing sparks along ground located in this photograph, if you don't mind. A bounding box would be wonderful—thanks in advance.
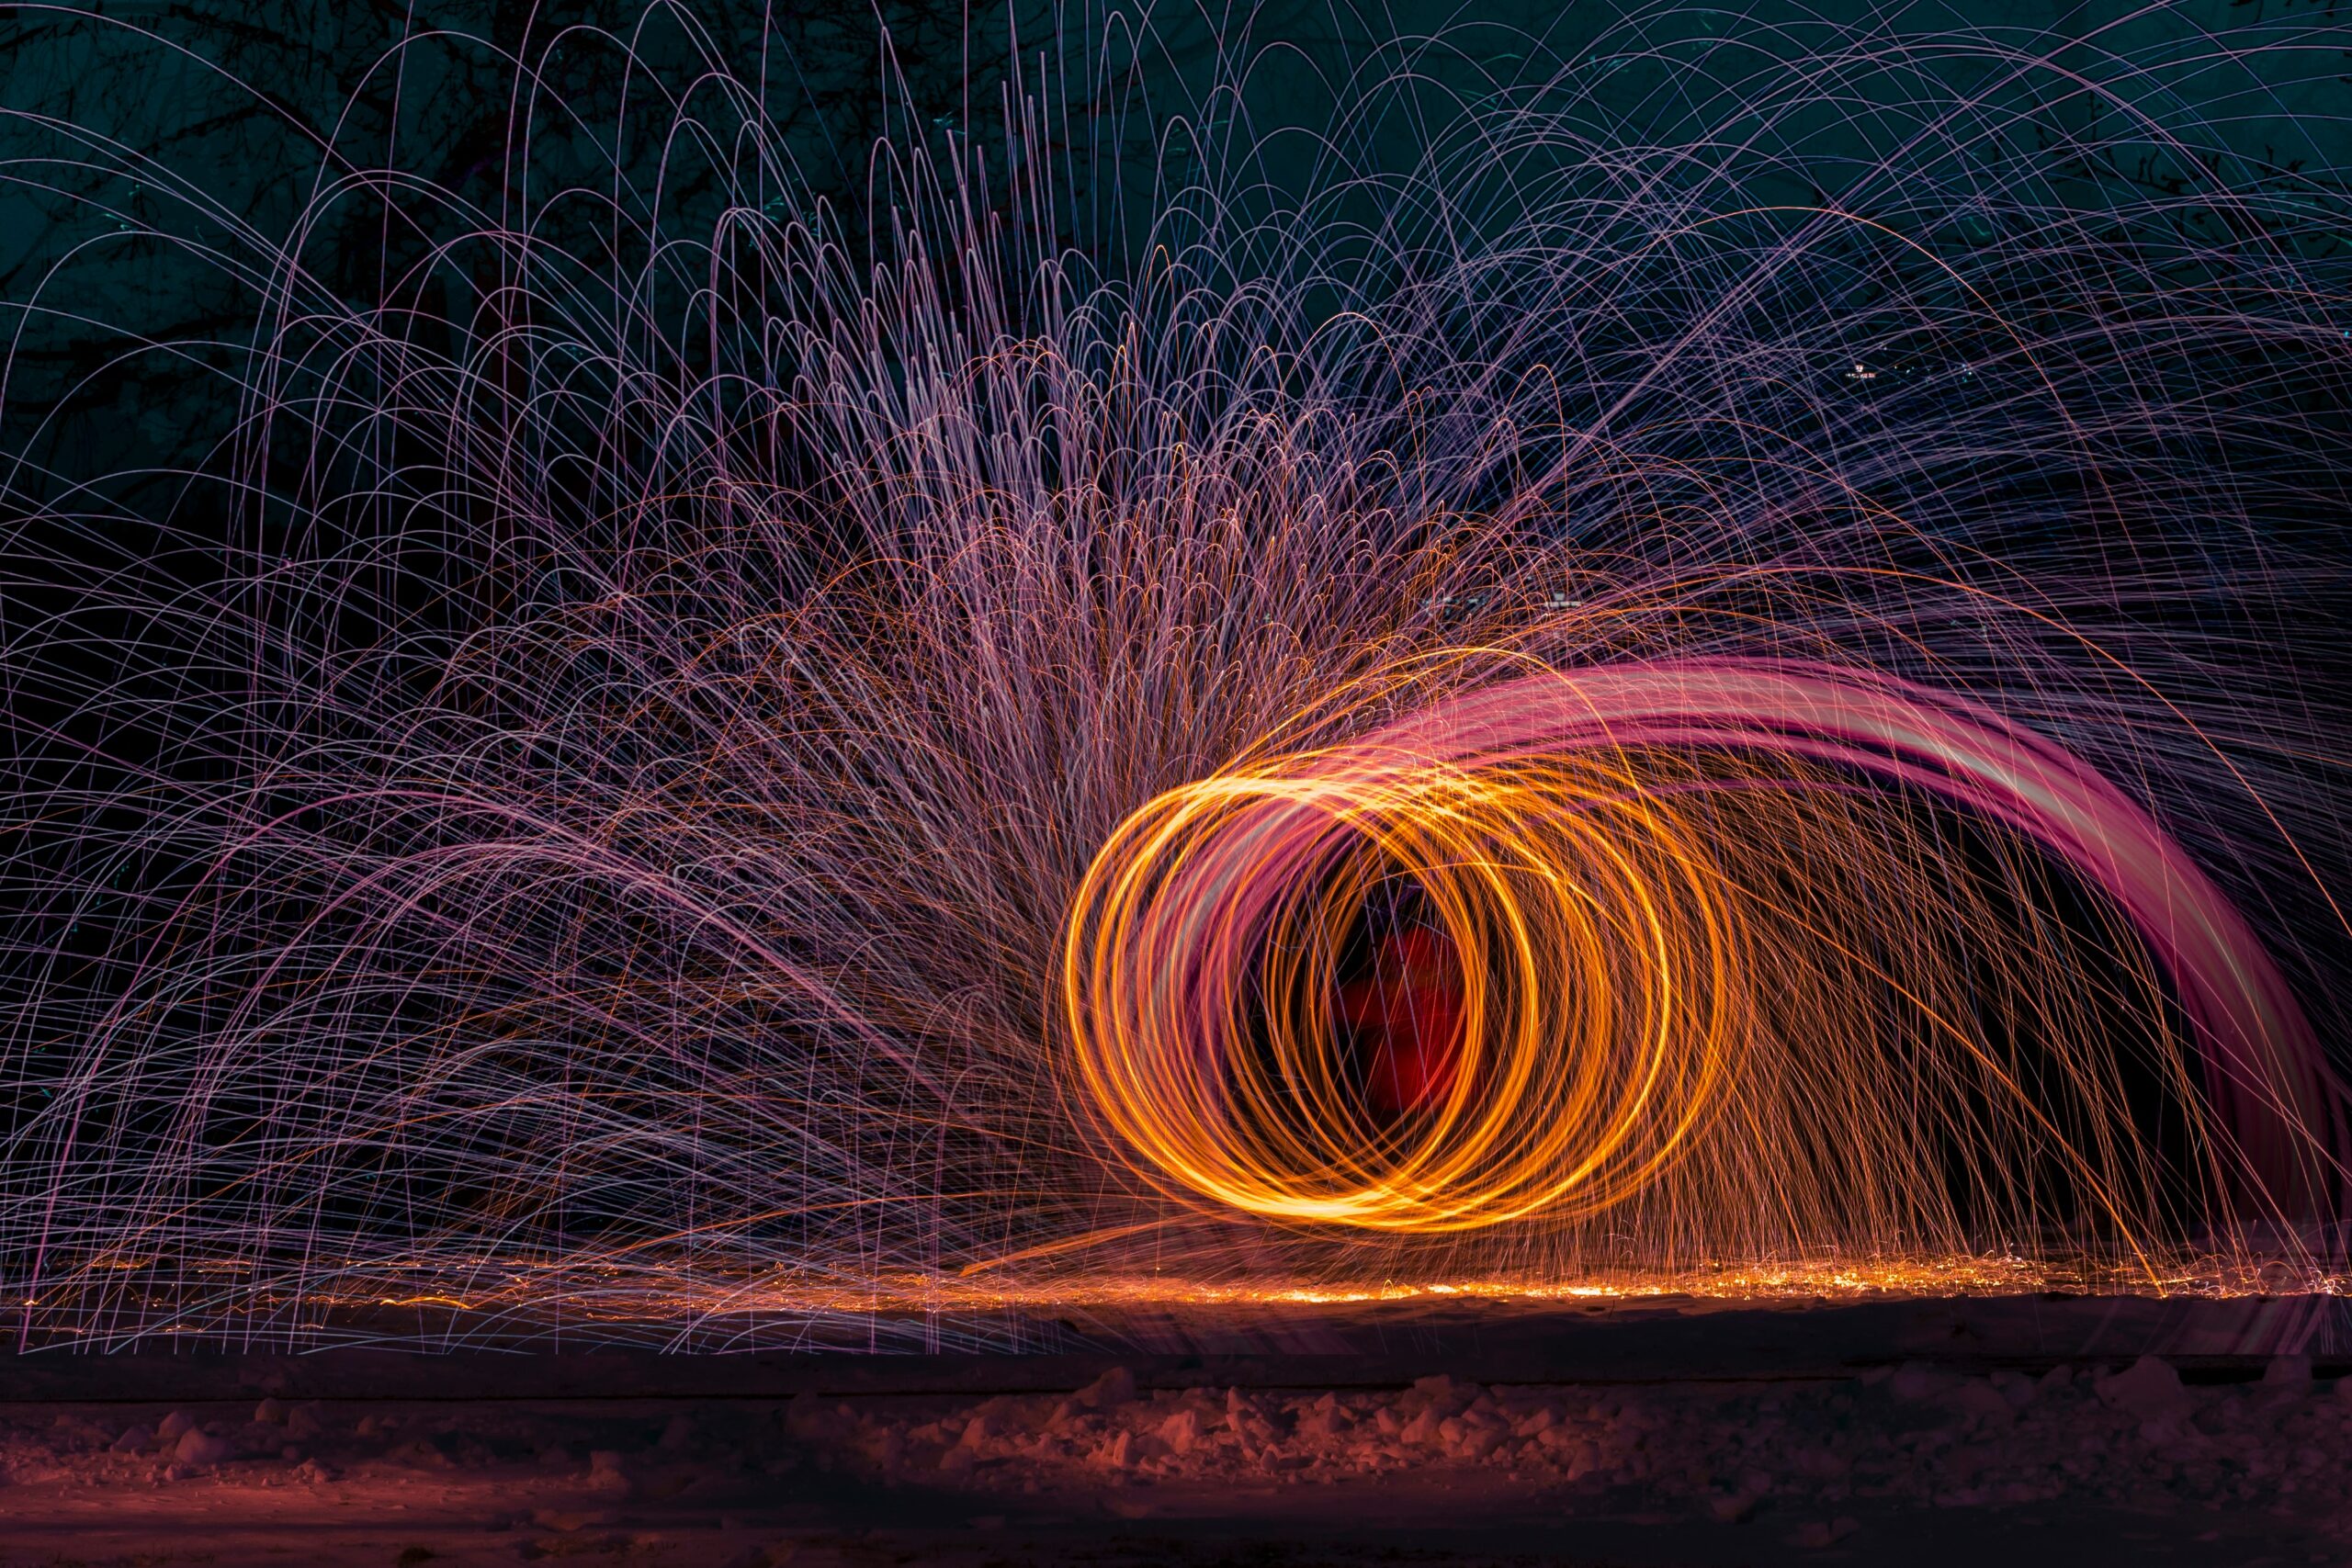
[13,1251,2345,1350]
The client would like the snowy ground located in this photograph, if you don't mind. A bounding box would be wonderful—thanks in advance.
[4,1296,2349,1565]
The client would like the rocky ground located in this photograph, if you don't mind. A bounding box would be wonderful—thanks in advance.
[1,1348,2347,1565]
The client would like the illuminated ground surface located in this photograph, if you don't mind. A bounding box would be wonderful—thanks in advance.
[4,1291,2350,1565]
[28,1253,2337,1351]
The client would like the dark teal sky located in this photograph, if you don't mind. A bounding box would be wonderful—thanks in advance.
[5,1,2351,484]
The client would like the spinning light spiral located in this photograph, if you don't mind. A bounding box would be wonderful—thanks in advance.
[1066,659,2337,1238]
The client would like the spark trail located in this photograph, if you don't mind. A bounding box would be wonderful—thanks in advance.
[0,4,2347,1347]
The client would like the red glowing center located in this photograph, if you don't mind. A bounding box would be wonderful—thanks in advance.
[1336,927,1464,1118]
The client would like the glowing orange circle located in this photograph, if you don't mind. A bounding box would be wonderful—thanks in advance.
[1059,744,1738,1233]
